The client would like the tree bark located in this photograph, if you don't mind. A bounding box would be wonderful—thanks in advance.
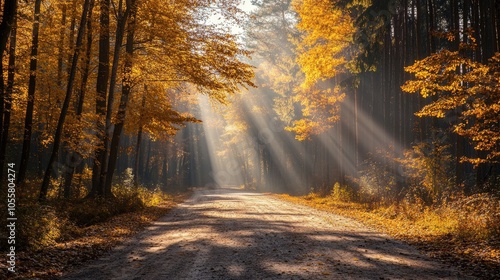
[134,91,146,187]
[0,0,16,60]
[0,14,17,184]
[17,0,41,185]
[104,0,138,196]
[40,0,94,201]
[62,0,95,198]
[99,0,130,197]
[0,0,17,163]
[90,0,110,197]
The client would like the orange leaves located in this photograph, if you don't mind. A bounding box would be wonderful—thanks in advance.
[402,50,500,164]
[293,0,355,89]
[286,85,345,140]
[282,0,354,141]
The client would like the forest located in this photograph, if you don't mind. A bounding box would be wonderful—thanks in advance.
[0,0,499,278]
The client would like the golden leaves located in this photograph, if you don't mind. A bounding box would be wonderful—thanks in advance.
[402,50,500,164]
[293,0,355,89]
[286,85,345,141]
[282,0,354,141]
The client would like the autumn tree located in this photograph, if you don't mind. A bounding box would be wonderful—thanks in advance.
[83,0,254,198]
[17,0,41,185]
[287,0,353,140]
[0,0,17,183]
[39,0,94,201]
[402,45,500,166]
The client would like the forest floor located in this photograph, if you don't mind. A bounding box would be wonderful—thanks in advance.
[59,188,475,280]
[0,193,189,279]
[277,193,500,280]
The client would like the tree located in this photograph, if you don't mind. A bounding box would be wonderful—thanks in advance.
[402,44,500,165]
[103,0,138,196]
[89,0,111,197]
[0,1,17,183]
[17,0,41,185]
[287,0,352,140]
[39,0,94,201]
[83,0,255,197]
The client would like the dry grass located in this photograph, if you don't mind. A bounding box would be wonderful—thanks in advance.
[0,191,190,279]
[276,192,500,279]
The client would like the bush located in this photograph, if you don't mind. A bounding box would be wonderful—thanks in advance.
[330,182,357,202]
[6,184,171,251]
[66,198,115,226]
[66,186,167,226]
[452,193,500,240]
[17,204,62,250]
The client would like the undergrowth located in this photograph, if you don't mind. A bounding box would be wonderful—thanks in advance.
[0,181,172,251]
[278,185,500,278]
[286,187,500,242]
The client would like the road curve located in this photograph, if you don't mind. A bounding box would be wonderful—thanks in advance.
[62,188,474,280]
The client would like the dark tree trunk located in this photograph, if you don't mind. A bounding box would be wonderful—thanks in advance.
[63,0,95,198]
[40,0,94,201]
[0,16,17,184]
[100,0,130,197]
[90,0,110,197]
[0,0,16,55]
[104,0,138,196]
[17,0,41,185]
[0,0,17,173]
[133,92,146,187]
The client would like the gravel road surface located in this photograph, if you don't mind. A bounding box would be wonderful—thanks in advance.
[62,188,474,280]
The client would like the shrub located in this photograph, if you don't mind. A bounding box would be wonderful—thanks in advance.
[17,204,61,250]
[330,182,357,202]
[66,186,167,226]
[401,139,455,204]
[66,198,115,226]
[7,184,171,251]
[452,193,500,240]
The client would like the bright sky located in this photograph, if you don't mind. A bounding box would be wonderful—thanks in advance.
[205,0,256,37]
[239,0,256,13]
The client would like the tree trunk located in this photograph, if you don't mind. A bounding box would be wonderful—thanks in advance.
[99,0,130,196]
[17,0,41,185]
[104,0,138,196]
[90,0,110,197]
[0,0,17,170]
[133,91,146,187]
[39,0,94,201]
[0,15,17,184]
[62,0,95,198]
[0,0,16,55]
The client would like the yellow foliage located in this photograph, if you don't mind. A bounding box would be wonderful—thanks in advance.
[285,0,354,140]
[286,84,345,140]
[402,49,500,164]
[293,0,356,88]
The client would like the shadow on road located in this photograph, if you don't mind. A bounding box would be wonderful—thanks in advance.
[61,188,472,280]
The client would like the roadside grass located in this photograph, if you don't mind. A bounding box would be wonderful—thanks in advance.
[0,180,190,279]
[276,191,500,279]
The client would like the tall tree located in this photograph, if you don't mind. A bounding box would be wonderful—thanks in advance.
[103,0,138,197]
[40,0,94,201]
[17,0,41,184]
[89,0,110,197]
[0,4,17,183]
[0,0,17,159]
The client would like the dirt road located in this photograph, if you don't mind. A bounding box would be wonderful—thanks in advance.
[62,188,474,279]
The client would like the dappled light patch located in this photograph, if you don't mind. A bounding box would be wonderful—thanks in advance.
[276,192,500,279]
[0,191,187,279]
